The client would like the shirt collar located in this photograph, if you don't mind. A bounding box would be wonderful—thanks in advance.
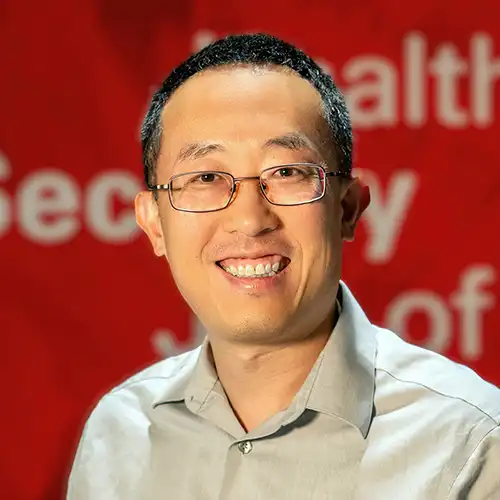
[151,336,219,408]
[152,281,377,438]
[304,282,376,437]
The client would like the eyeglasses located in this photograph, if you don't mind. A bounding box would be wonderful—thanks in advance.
[148,163,350,213]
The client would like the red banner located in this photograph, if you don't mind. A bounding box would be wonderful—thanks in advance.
[2,1,500,498]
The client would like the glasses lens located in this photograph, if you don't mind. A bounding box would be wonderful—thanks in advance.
[261,165,325,205]
[170,171,233,212]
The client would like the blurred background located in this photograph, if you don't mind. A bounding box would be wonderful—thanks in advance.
[2,0,500,498]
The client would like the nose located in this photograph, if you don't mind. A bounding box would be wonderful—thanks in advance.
[222,177,280,237]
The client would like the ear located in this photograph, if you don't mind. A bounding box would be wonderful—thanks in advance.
[135,191,167,258]
[340,177,370,242]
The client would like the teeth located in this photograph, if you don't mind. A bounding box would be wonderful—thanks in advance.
[222,260,286,278]
[245,265,255,277]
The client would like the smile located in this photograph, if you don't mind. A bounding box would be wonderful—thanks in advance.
[217,255,290,278]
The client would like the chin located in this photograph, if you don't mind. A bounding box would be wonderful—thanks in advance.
[217,313,291,344]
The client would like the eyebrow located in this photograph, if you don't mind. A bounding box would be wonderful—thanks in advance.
[175,132,321,164]
[176,142,226,163]
[263,132,320,153]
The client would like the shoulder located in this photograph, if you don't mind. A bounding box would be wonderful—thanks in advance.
[111,346,200,398]
[371,327,500,495]
[374,326,500,424]
[68,348,201,496]
[84,346,201,431]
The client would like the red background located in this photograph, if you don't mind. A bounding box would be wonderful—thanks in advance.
[1,1,500,498]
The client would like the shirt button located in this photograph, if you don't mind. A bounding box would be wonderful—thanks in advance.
[238,441,253,455]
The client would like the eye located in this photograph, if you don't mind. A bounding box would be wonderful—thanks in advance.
[277,167,295,178]
[196,173,217,183]
[183,172,231,189]
[272,166,311,179]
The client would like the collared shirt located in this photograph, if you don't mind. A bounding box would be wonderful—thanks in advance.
[67,282,500,499]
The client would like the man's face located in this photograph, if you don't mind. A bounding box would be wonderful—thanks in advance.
[136,67,365,345]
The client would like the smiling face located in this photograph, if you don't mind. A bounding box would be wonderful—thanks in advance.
[136,66,365,346]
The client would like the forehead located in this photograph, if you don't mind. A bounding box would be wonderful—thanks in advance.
[159,66,328,159]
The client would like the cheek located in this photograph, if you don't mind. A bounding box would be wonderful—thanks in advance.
[289,201,341,252]
[287,203,343,286]
[162,212,212,267]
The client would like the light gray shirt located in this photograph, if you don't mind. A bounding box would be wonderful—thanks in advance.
[67,282,500,499]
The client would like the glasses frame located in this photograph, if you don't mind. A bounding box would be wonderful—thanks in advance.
[148,163,350,213]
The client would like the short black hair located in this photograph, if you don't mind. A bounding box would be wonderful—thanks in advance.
[141,33,352,188]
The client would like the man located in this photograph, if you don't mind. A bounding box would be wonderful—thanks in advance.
[68,34,500,499]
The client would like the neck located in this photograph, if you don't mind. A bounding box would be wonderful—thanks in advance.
[209,311,337,432]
